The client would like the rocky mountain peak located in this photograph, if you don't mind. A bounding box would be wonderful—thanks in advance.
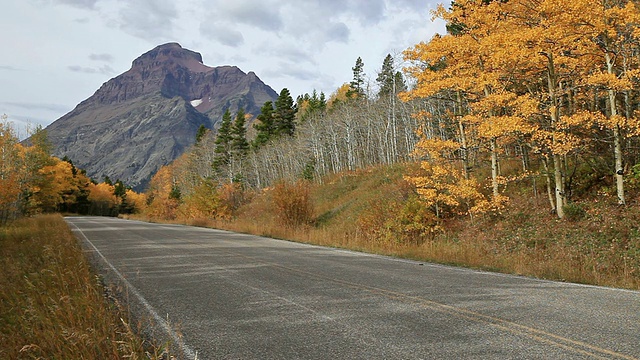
[44,43,279,190]
[131,42,209,73]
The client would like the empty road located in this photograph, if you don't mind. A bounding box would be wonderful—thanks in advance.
[66,216,640,359]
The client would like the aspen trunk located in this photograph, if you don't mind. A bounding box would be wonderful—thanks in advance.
[490,137,499,199]
[605,52,626,205]
[542,157,555,212]
[553,153,565,218]
[546,53,565,218]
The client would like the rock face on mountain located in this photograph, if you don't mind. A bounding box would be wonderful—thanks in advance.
[45,43,278,190]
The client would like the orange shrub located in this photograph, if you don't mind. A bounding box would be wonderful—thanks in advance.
[271,180,314,228]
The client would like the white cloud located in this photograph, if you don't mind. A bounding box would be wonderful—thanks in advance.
[68,64,115,75]
[213,0,283,32]
[117,0,179,41]
[89,53,115,62]
[51,0,100,9]
[199,23,245,47]
[0,65,23,71]
[1,0,448,127]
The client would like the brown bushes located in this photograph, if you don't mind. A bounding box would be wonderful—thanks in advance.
[272,180,314,228]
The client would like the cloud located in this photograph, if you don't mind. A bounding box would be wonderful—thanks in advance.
[346,0,386,25]
[263,62,320,82]
[199,23,244,47]
[324,22,350,43]
[68,64,115,75]
[52,0,100,9]
[215,1,283,32]
[253,43,315,65]
[89,53,114,62]
[0,65,23,71]
[0,101,71,113]
[117,0,179,41]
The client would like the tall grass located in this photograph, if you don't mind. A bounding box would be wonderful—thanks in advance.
[0,214,155,359]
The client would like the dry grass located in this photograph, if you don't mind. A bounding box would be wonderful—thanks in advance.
[0,214,159,359]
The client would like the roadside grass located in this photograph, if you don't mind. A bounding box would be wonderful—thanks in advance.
[0,214,161,359]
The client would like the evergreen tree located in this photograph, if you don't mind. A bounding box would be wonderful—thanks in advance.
[347,57,365,99]
[394,71,407,93]
[273,88,297,137]
[297,90,327,123]
[213,109,233,171]
[113,179,126,199]
[253,101,275,148]
[195,124,208,144]
[377,54,395,98]
[231,108,249,156]
[376,54,407,99]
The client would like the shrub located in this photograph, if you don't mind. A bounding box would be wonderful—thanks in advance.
[272,180,314,228]
[563,202,586,221]
[357,195,439,246]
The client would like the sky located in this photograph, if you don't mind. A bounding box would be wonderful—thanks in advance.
[0,0,447,137]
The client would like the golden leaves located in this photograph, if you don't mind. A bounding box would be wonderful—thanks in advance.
[584,72,633,91]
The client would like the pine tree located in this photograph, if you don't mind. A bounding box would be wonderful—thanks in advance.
[273,88,297,137]
[376,54,395,98]
[296,90,327,123]
[213,110,233,171]
[195,124,208,144]
[253,101,275,148]
[347,57,365,99]
[376,54,407,99]
[231,108,249,156]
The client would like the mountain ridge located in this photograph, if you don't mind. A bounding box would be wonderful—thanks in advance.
[44,43,278,190]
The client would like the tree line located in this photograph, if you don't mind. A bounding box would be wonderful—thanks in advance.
[0,117,146,224]
[143,53,420,220]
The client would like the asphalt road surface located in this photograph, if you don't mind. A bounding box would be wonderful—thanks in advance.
[66,216,640,360]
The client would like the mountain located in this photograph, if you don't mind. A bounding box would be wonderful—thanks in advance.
[45,43,278,190]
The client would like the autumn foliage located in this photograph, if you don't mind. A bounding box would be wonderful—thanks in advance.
[0,117,145,223]
[271,180,314,228]
[403,0,640,219]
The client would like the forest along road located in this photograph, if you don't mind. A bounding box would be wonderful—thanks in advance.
[66,216,640,360]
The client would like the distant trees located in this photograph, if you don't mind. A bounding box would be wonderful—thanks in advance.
[141,53,426,222]
[0,115,145,223]
[212,109,233,174]
[252,101,275,148]
[273,88,297,137]
[296,90,327,123]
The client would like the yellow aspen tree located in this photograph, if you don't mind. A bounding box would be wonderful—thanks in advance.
[0,118,25,223]
[87,182,119,215]
[403,0,531,211]
[577,0,640,205]
[124,189,147,214]
[32,159,76,213]
[403,31,482,181]
[327,83,353,109]
[145,165,179,220]
[491,0,598,218]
